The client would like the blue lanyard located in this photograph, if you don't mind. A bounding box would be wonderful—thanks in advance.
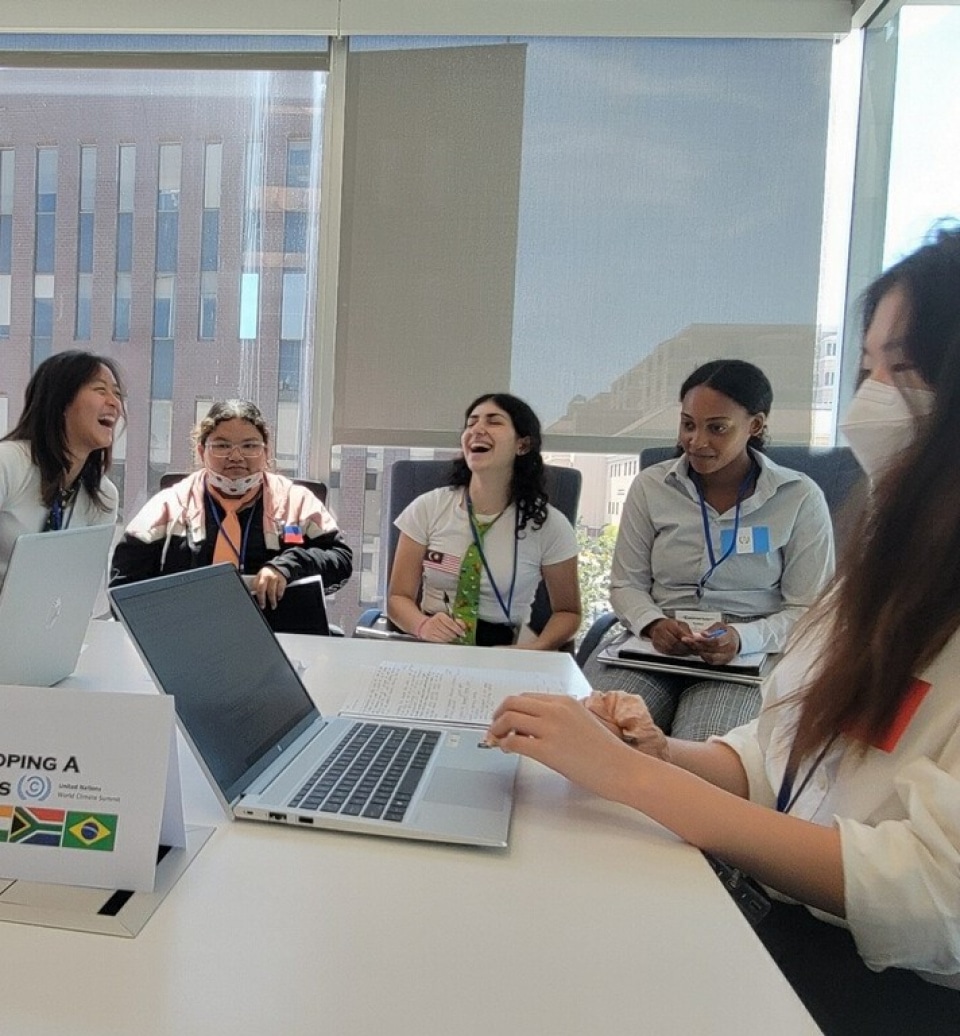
[46,486,78,531]
[694,461,758,598]
[205,490,258,571]
[775,736,837,813]
[466,495,519,626]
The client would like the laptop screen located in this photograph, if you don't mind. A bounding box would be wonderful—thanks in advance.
[110,565,319,803]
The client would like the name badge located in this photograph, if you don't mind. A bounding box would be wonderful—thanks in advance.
[720,526,770,555]
[674,609,723,633]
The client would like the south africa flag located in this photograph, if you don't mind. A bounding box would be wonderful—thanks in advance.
[9,806,65,846]
[62,812,118,852]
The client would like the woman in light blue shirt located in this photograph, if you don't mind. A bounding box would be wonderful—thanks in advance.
[582,359,834,739]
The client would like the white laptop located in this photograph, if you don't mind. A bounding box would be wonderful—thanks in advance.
[0,523,115,686]
[110,565,519,848]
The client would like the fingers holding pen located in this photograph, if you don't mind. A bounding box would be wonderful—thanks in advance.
[681,624,740,665]
[485,692,560,747]
[417,611,466,643]
[485,693,640,798]
[485,693,622,757]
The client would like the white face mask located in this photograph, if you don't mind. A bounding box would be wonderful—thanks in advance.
[205,469,264,498]
[838,379,935,479]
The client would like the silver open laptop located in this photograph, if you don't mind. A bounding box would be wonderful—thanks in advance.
[110,565,518,848]
[0,523,115,686]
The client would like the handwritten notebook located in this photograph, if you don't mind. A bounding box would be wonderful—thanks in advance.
[340,661,568,727]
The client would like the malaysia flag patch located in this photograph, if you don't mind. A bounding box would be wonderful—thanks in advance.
[423,550,461,575]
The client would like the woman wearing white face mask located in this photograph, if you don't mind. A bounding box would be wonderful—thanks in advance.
[110,400,352,626]
[836,354,936,478]
[484,226,960,1033]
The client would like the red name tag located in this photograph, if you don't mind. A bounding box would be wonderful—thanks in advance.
[848,678,932,752]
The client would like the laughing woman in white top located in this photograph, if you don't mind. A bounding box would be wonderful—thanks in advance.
[388,392,580,649]
[486,225,960,1033]
[0,350,123,590]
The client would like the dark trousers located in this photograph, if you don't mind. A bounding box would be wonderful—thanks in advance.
[475,619,516,647]
[756,901,960,1035]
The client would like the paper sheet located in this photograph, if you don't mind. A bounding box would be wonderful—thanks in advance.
[340,661,567,728]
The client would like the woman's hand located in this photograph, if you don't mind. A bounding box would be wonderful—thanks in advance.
[416,612,467,643]
[647,617,694,655]
[251,565,288,610]
[583,691,669,760]
[681,624,740,665]
[483,693,640,799]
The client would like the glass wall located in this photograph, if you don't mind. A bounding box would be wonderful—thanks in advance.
[2,16,949,639]
[331,34,840,633]
[0,49,327,524]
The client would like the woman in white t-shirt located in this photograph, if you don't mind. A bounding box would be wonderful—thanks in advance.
[388,392,580,649]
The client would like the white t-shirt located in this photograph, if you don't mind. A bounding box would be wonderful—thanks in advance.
[395,486,578,627]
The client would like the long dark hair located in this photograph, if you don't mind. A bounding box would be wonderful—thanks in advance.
[3,350,124,510]
[449,392,548,531]
[789,224,960,766]
[679,359,773,453]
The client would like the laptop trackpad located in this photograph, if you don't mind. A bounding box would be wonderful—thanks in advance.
[422,769,510,811]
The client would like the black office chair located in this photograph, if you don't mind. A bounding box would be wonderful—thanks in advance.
[355,458,582,644]
[158,471,328,503]
[574,445,864,666]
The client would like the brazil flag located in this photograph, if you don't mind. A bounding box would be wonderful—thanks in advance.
[62,812,118,851]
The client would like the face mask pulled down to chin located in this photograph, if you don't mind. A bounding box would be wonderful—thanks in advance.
[838,380,934,480]
[205,468,264,497]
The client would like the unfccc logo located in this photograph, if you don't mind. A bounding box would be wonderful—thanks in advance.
[17,774,52,801]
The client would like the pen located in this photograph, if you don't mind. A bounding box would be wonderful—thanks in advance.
[701,627,726,639]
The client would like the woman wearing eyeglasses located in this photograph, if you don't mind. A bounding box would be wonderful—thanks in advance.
[109,400,352,621]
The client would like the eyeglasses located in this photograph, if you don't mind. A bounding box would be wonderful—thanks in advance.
[205,440,266,458]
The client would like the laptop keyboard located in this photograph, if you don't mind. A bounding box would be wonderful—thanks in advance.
[288,722,441,823]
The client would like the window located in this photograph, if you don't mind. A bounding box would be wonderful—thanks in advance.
[153,275,175,338]
[76,273,93,340]
[0,149,12,338]
[114,145,136,341]
[75,146,96,339]
[1,22,941,641]
[114,272,132,342]
[331,35,839,633]
[198,143,221,339]
[837,6,960,413]
[155,144,181,270]
[34,148,58,276]
[0,52,327,511]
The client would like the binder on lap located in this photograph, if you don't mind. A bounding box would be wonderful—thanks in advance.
[597,631,772,686]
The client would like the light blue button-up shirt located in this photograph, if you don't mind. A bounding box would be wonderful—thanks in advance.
[609,450,835,656]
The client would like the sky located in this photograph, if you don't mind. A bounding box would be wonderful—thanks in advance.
[884,7,960,263]
[505,37,833,426]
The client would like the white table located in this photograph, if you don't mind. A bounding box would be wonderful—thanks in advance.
[1,622,819,1035]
